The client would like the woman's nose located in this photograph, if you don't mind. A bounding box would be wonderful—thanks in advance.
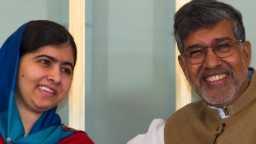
[48,67,61,85]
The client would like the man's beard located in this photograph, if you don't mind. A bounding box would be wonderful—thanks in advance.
[187,63,248,107]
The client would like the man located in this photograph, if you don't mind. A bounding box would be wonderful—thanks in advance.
[128,0,255,143]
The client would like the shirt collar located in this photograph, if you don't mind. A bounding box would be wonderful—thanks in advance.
[208,67,255,119]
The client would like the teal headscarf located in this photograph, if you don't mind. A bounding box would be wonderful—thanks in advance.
[0,22,72,144]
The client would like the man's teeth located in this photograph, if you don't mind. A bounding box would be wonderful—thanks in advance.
[39,86,54,93]
[206,74,227,82]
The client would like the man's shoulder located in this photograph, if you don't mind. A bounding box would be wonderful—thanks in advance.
[173,100,205,114]
[166,100,206,124]
[164,100,212,142]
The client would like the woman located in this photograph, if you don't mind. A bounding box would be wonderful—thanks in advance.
[0,20,94,144]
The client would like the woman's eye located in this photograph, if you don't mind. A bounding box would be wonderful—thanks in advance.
[39,59,50,65]
[61,68,72,75]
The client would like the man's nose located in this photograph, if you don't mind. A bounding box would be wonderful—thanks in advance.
[202,48,222,69]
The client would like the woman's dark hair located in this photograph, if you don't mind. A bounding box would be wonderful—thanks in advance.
[20,20,77,65]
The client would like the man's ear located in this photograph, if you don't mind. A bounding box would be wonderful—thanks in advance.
[178,55,188,79]
[242,41,251,67]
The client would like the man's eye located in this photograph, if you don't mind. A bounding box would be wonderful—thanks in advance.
[188,47,204,58]
[190,50,204,57]
[215,43,232,52]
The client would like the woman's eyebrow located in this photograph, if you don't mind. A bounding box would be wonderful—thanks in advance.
[33,54,74,69]
[63,61,74,70]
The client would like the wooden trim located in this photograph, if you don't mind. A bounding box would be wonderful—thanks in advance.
[175,0,191,110]
[68,0,85,131]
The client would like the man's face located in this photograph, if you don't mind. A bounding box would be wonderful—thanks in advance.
[178,20,251,107]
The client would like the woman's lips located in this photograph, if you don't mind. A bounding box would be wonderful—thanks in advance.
[38,85,56,96]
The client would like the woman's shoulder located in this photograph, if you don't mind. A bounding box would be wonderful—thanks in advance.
[58,124,94,144]
[0,135,5,144]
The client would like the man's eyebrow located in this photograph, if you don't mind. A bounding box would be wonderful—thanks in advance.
[186,44,204,50]
[213,37,232,42]
[33,54,74,70]
[185,37,233,50]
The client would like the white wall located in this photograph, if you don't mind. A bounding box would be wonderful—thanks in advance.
[85,0,176,143]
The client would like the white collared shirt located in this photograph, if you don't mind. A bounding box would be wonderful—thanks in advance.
[127,119,165,144]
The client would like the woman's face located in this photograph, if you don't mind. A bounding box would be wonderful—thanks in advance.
[16,45,75,113]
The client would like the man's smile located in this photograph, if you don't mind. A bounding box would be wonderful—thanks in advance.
[205,73,227,82]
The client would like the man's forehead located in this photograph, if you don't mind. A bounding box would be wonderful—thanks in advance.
[184,20,235,47]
